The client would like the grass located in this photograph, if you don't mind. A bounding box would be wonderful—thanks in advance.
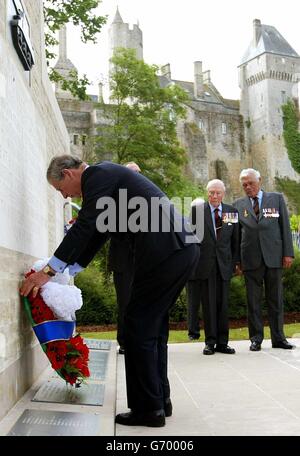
[82,323,300,344]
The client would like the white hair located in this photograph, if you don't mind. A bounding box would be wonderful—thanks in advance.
[206,179,226,192]
[239,168,261,182]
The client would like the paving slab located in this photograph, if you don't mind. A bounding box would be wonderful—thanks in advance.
[116,338,300,436]
[0,340,117,436]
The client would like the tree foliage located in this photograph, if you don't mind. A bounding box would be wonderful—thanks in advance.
[282,100,300,174]
[95,48,191,196]
[43,0,107,100]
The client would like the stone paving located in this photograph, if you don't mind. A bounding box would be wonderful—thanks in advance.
[2,338,300,436]
[116,338,300,436]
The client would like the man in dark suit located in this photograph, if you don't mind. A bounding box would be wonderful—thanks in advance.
[233,168,295,352]
[21,155,199,428]
[187,179,239,355]
[108,162,141,355]
[108,236,134,355]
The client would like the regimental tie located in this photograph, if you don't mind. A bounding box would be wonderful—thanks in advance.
[252,196,260,221]
[214,208,222,240]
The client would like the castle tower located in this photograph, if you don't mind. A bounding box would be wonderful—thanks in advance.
[54,25,77,99]
[239,19,300,189]
[108,7,143,66]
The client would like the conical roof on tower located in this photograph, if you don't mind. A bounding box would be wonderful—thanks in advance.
[112,6,123,24]
[240,19,300,65]
[54,25,77,72]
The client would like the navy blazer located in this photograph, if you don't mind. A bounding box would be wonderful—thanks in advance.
[233,192,294,270]
[54,162,195,275]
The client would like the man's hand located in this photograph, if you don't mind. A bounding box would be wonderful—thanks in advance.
[235,263,243,276]
[282,256,293,269]
[20,271,51,297]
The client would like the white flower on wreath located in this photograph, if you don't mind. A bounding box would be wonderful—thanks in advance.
[32,258,83,322]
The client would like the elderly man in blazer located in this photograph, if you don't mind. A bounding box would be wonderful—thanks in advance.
[187,179,239,355]
[233,168,294,352]
[21,155,199,428]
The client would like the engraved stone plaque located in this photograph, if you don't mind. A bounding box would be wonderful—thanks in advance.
[32,380,105,406]
[89,351,108,381]
[84,339,111,351]
[7,409,100,436]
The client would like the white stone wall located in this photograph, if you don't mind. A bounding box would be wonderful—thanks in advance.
[0,0,70,420]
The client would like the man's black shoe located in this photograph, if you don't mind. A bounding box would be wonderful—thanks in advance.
[272,340,296,350]
[215,344,236,354]
[188,334,200,340]
[250,341,261,351]
[164,398,173,417]
[203,344,215,355]
[119,346,125,355]
[115,410,165,427]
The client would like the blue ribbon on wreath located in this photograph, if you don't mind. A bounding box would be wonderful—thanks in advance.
[33,320,75,345]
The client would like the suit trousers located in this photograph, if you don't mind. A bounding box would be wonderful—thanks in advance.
[200,261,230,346]
[244,262,285,344]
[186,280,201,338]
[113,264,134,347]
[124,244,199,412]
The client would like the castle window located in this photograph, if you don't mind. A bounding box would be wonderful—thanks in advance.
[73,134,78,145]
[221,122,227,135]
[282,58,286,64]
[281,91,286,103]
[199,119,204,130]
[82,135,86,145]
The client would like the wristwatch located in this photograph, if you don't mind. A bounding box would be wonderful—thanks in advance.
[42,265,56,277]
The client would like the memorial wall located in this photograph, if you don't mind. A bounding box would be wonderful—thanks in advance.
[0,0,70,420]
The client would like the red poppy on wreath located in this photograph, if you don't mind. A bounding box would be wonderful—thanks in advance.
[23,269,90,387]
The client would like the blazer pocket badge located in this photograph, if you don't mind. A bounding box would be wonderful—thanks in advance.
[243,209,248,218]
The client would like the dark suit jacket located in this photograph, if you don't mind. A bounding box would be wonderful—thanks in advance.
[54,162,195,275]
[189,202,239,281]
[233,192,294,270]
[108,236,133,273]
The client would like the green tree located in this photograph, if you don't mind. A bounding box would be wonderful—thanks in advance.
[282,100,300,174]
[290,214,300,231]
[44,0,107,100]
[95,48,190,196]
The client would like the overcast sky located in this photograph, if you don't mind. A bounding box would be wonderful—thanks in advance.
[66,0,300,101]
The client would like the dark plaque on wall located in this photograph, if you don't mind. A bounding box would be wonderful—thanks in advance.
[7,409,100,436]
[10,0,35,71]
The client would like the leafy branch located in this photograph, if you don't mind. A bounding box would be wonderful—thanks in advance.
[43,0,107,99]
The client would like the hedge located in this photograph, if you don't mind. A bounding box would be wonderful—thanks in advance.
[74,248,300,325]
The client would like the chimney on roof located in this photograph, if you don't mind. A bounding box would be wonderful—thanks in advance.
[160,63,171,79]
[203,70,211,84]
[194,61,203,98]
[98,82,104,103]
[253,19,262,47]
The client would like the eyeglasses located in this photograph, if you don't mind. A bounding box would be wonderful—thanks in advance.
[208,191,223,196]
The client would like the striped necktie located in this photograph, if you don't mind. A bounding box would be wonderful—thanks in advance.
[253,196,259,221]
[214,208,222,240]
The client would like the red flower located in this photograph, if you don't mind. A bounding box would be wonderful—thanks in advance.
[24,270,90,386]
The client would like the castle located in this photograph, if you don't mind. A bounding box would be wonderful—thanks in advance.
[54,8,300,199]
